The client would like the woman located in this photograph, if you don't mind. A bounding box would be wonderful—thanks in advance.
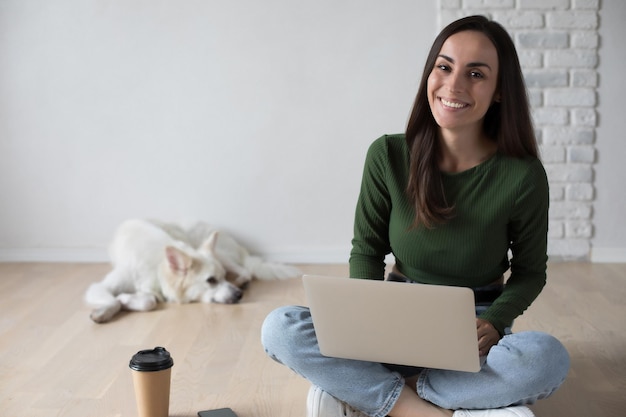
[261,15,570,417]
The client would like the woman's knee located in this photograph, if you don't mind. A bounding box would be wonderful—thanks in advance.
[518,331,570,373]
[499,331,570,397]
[261,305,311,356]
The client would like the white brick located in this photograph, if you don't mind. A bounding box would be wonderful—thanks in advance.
[571,31,599,48]
[528,89,544,107]
[571,108,597,126]
[540,145,566,162]
[545,88,596,106]
[524,70,568,88]
[548,220,564,238]
[566,220,593,238]
[547,12,599,30]
[492,11,545,28]
[543,127,595,144]
[549,183,565,200]
[545,50,598,68]
[518,0,569,10]
[517,32,569,48]
[533,107,569,125]
[463,0,514,7]
[545,164,594,182]
[571,70,598,87]
[545,164,594,184]
[568,146,596,163]
[573,0,600,10]
[548,238,590,260]
[566,183,594,200]
[518,50,543,68]
[549,201,593,219]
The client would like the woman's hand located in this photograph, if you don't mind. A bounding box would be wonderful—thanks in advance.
[476,318,500,356]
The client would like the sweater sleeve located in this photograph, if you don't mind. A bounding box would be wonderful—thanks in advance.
[479,159,550,334]
[349,137,393,280]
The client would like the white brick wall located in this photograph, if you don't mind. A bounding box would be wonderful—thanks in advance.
[438,0,599,260]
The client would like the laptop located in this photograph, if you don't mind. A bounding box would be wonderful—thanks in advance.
[302,274,481,372]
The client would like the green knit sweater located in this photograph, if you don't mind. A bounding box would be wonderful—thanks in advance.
[349,134,549,334]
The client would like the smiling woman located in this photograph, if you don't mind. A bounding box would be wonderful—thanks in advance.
[261,15,570,417]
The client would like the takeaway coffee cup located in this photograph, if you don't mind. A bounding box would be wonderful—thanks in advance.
[129,346,174,417]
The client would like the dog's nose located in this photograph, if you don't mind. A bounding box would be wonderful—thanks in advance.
[224,288,244,304]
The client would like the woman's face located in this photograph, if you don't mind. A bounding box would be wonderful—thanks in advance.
[427,30,499,135]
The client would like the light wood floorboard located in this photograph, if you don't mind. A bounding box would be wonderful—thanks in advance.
[0,262,624,417]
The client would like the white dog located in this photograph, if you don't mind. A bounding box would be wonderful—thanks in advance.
[85,219,300,323]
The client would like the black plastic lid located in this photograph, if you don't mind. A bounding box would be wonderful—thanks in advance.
[129,347,174,372]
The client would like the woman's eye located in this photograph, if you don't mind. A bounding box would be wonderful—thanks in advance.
[469,71,484,79]
[437,64,450,71]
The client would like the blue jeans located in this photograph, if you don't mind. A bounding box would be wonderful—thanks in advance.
[261,305,570,417]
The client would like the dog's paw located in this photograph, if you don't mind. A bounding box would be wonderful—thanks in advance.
[90,306,117,323]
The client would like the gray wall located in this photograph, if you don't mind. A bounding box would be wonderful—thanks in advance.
[0,1,624,263]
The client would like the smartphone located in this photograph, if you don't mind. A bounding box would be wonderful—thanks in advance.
[198,408,238,417]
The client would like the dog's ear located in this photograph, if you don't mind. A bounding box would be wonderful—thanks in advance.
[165,246,192,275]
[199,231,219,254]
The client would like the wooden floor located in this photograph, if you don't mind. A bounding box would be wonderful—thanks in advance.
[0,262,624,417]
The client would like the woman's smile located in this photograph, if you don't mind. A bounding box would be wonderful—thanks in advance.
[439,97,470,109]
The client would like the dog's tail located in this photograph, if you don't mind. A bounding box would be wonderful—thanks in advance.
[243,256,301,280]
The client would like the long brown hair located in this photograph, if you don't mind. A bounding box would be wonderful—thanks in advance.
[405,15,538,228]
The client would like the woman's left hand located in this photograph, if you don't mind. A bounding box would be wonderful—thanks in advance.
[476,318,500,356]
